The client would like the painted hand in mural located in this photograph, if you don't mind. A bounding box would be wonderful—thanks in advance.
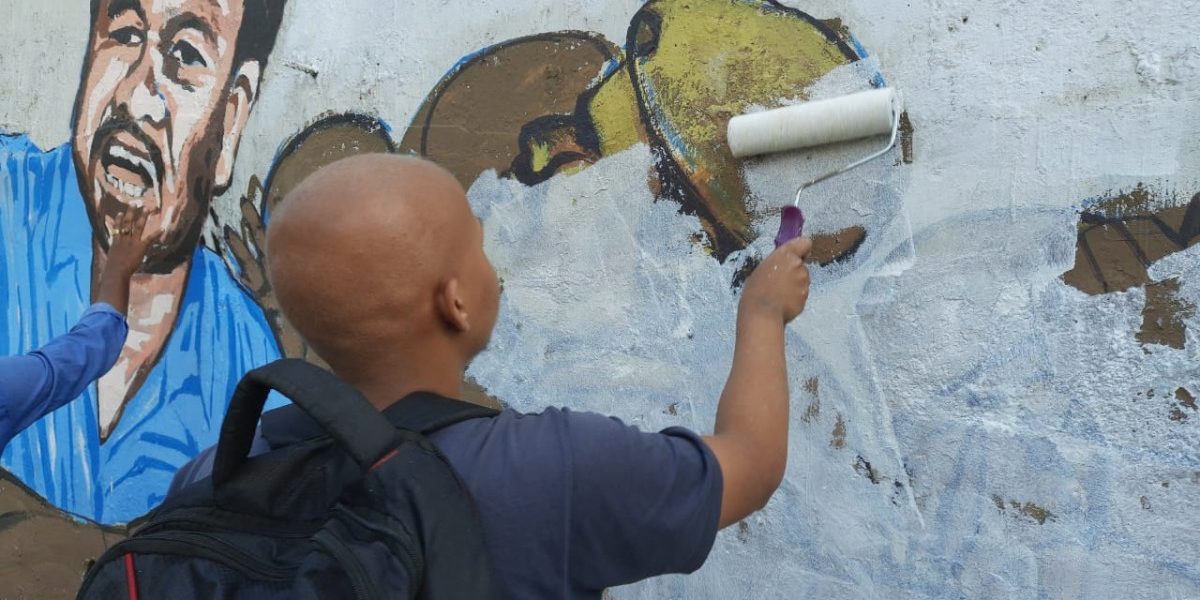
[1061,189,1200,348]
[223,176,316,364]
[224,114,396,367]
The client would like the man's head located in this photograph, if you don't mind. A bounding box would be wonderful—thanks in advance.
[73,0,287,272]
[266,155,501,385]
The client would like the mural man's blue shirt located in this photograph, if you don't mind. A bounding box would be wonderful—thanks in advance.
[0,133,282,524]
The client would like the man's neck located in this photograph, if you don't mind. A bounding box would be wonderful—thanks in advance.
[340,346,470,412]
[92,246,192,441]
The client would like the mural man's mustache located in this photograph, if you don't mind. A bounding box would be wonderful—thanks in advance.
[90,113,166,198]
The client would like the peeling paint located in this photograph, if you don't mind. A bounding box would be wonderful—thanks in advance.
[992,495,1057,525]
[801,377,821,423]
[830,413,846,448]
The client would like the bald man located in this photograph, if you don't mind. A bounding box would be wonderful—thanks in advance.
[170,154,813,597]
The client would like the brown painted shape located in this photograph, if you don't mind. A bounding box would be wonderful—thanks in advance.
[1061,189,1200,347]
[1138,279,1195,349]
[461,377,504,410]
[0,469,127,597]
[1062,189,1200,294]
[801,377,820,423]
[1177,387,1197,411]
[898,112,914,164]
[809,226,867,266]
[398,33,619,189]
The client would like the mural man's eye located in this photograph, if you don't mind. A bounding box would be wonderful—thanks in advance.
[169,41,207,68]
[110,26,144,46]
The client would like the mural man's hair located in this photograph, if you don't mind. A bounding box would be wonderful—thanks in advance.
[234,0,290,71]
[87,0,289,73]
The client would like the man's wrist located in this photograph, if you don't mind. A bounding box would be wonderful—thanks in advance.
[737,296,783,326]
[102,261,138,282]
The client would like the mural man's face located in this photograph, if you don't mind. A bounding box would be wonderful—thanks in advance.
[73,0,259,271]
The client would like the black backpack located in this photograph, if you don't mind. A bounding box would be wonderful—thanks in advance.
[76,359,501,599]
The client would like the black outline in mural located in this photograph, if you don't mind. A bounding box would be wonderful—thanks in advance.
[263,112,398,209]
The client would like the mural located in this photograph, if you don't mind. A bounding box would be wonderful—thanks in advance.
[398,1,891,270]
[2,0,1198,597]
[0,0,289,524]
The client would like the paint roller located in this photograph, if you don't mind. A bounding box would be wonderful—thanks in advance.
[726,87,902,247]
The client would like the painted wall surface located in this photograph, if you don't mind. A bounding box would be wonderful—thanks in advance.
[1,0,1198,597]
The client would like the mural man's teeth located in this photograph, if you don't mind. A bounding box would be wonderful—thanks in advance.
[104,172,146,198]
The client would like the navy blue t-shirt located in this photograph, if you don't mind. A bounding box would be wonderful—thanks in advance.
[169,400,723,598]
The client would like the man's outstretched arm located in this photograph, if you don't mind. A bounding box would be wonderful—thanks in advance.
[0,211,148,449]
[704,236,812,528]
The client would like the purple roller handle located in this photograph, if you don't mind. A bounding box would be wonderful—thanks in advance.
[774,206,805,248]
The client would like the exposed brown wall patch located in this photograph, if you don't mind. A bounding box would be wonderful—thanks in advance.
[991,494,1056,524]
[801,377,821,424]
[831,413,847,448]
[1176,387,1196,411]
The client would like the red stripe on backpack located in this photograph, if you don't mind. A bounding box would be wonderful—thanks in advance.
[124,553,139,600]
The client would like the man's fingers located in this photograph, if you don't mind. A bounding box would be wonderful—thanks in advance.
[783,236,813,258]
[115,211,136,235]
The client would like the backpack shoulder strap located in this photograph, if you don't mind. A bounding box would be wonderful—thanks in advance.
[382,393,500,434]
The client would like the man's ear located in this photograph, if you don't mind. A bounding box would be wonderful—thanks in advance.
[436,277,471,334]
[214,61,262,194]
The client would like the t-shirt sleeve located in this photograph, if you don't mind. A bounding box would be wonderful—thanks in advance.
[563,409,723,589]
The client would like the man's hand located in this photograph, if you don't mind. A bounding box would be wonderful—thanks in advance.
[705,236,813,529]
[739,237,813,324]
[96,210,151,315]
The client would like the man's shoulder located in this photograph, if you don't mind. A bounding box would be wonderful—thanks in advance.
[431,405,663,477]
[434,405,618,443]
[0,132,41,155]
[0,133,70,165]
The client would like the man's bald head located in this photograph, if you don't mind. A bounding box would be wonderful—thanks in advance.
[266,154,499,383]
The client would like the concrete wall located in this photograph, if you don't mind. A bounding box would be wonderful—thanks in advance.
[1,0,1197,597]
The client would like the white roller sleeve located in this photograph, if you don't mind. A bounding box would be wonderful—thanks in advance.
[727,87,897,158]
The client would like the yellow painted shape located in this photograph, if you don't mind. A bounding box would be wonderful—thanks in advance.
[587,68,647,156]
[634,0,854,245]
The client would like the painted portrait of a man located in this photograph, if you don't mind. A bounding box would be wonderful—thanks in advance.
[0,0,289,523]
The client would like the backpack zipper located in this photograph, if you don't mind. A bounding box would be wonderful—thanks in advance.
[135,514,317,539]
[77,530,294,594]
[313,527,383,600]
